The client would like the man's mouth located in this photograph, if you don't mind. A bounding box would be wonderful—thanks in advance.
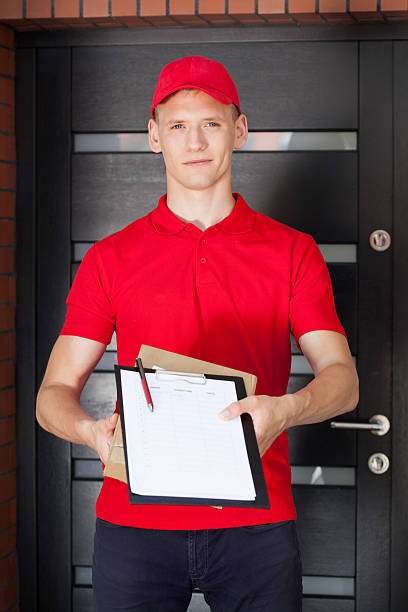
[183,159,212,166]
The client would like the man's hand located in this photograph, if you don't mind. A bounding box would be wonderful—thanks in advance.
[219,395,289,457]
[218,331,359,458]
[85,412,119,465]
[36,336,122,462]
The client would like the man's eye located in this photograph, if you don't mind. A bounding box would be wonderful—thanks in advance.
[171,124,183,129]
[206,122,218,127]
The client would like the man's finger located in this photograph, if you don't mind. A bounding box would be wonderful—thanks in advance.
[219,397,253,420]
[107,412,118,427]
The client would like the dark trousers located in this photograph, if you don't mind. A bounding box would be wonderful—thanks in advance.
[92,518,303,611]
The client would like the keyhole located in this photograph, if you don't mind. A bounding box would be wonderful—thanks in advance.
[374,233,385,247]
[374,456,383,470]
[369,229,391,252]
[368,452,390,474]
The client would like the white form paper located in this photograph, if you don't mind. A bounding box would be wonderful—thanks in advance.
[119,369,256,500]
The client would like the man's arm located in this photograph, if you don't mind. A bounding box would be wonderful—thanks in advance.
[36,335,119,464]
[219,330,359,457]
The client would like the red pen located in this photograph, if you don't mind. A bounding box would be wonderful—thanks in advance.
[135,357,154,412]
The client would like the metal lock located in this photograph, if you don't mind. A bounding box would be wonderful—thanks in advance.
[369,229,391,252]
[368,452,390,475]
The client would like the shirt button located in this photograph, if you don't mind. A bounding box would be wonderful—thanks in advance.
[201,239,206,246]
[200,257,207,264]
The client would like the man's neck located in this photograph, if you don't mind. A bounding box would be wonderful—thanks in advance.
[166,184,236,232]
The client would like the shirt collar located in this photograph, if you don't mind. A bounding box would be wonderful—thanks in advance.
[150,193,256,236]
[150,194,189,235]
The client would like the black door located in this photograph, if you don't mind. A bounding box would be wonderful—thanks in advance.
[16,28,407,612]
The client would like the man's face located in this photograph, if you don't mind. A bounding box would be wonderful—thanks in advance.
[148,89,247,192]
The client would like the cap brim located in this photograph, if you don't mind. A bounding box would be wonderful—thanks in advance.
[151,84,239,118]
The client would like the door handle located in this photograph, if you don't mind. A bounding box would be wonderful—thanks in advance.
[330,414,390,436]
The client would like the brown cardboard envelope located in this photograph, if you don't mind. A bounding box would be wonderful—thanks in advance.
[103,344,258,486]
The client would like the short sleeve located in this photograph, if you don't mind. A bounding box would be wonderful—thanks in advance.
[289,234,347,352]
[59,243,115,345]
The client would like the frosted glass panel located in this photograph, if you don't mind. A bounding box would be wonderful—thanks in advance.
[291,466,355,486]
[291,355,314,375]
[74,131,357,153]
[291,355,356,375]
[74,566,92,586]
[242,131,357,151]
[73,460,355,487]
[95,351,116,371]
[318,244,357,263]
[302,576,355,596]
[188,593,210,611]
[74,242,356,264]
[73,565,355,597]
[73,242,92,261]
[75,133,151,152]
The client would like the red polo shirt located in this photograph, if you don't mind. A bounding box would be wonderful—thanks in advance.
[60,192,347,529]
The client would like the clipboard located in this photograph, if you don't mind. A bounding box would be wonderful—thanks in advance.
[115,363,270,509]
[104,345,259,486]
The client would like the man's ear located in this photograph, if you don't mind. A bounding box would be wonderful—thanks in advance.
[233,114,248,151]
[148,118,162,153]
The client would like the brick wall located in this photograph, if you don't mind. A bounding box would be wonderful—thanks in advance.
[0,22,16,612]
[0,0,407,28]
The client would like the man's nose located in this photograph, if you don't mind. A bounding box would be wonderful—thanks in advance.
[186,126,208,151]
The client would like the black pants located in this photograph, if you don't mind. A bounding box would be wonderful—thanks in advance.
[92,518,303,611]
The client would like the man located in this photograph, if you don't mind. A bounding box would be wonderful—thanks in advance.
[36,56,359,611]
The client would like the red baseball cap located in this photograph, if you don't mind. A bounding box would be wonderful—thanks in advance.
[151,55,241,119]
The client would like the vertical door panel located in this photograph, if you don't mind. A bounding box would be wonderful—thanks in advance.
[391,41,408,612]
[357,42,393,612]
[36,48,72,612]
